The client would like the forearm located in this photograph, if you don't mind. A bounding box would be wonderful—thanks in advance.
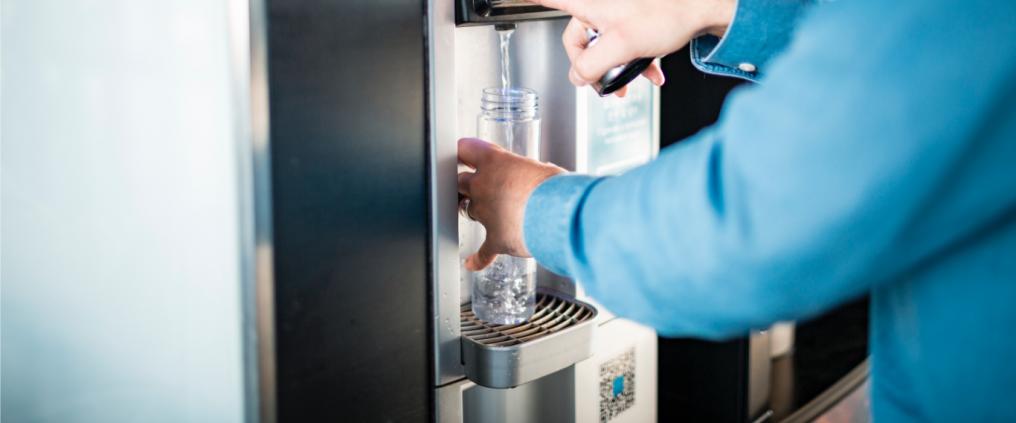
[526,131,860,338]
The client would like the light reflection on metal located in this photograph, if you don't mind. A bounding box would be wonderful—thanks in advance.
[228,0,276,420]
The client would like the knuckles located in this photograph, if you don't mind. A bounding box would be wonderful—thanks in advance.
[574,61,599,84]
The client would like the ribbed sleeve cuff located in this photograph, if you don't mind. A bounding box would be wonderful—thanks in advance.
[522,174,601,277]
[690,0,813,82]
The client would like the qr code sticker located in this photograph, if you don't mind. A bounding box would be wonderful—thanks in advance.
[599,348,636,423]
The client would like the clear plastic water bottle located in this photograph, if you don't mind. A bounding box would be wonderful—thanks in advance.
[468,87,540,325]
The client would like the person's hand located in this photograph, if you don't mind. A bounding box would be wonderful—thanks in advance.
[531,0,735,96]
[458,138,566,271]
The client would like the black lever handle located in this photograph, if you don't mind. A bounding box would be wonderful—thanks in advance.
[586,29,654,96]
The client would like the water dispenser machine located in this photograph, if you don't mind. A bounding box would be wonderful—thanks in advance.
[260,0,660,421]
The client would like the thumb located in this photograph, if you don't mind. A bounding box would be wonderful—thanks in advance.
[465,240,498,271]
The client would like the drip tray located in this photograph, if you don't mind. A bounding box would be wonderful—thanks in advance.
[461,292,598,389]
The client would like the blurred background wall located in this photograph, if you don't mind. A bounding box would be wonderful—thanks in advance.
[2,1,252,421]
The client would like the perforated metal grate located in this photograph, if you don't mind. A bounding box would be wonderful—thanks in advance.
[461,293,596,347]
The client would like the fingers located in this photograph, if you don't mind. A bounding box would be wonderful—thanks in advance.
[562,18,588,63]
[563,19,592,86]
[465,241,498,271]
[458,171,475,196]
[569,68,587,87]
[642,61,665,86]
[529,0,595,23]
[572,31,638,87]
[458,138,499,168]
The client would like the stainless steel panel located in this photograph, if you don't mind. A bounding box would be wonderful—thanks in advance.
[437,378,475,423]
[463,367,576,423]
[431,0,580,384]
[749,330,773,420]
[432,0,468,385]
[438,370,576,423]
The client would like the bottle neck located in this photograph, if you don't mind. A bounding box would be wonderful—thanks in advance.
[480,87,539,121]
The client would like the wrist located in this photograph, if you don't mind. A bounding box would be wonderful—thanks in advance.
[699,0,736,38]
[516,164,565,257]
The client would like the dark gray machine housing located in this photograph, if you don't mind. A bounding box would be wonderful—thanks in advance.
[456,0,566,26]
[265,0,431,420]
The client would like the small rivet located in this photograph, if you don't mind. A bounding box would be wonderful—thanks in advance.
[738,62,757,73]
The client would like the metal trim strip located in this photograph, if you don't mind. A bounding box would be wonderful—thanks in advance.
[232,0,276,420]
[430,0,467,392]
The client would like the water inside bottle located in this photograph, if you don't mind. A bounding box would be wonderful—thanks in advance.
[472,255,536,325]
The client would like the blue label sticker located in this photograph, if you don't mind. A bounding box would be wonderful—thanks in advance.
[612,376,625,397]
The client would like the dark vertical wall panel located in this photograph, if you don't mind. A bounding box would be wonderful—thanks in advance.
[657,48,749,422]
[658,45,745,148]
[266,0,430,420]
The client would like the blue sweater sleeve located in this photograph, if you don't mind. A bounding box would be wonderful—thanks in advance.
[524,0,1016,339]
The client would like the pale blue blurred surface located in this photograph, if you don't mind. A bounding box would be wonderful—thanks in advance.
[2,1,248,421]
